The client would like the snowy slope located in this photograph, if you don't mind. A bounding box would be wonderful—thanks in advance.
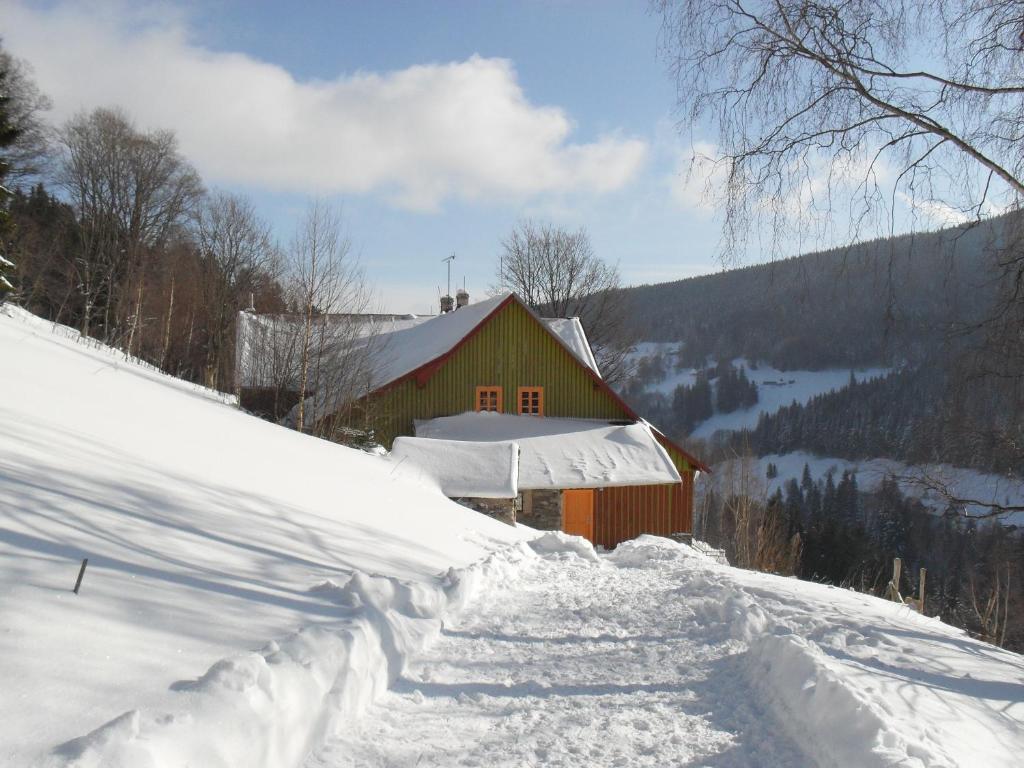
[626,346,890,437]
[309,536,1024,768]
[690,362,891,437]
[0,305,528,766]
[4,305,1023,768]
[712,451,1024,525]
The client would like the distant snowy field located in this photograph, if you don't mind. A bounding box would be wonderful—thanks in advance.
[709,452,1024,526]
[626,344,890,437]
[3,308,1023,767]
[628,345,1022,524]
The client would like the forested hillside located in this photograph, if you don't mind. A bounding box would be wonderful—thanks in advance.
[618,214,1024,483]
[743,366,1024,476]
[622,217,1010,370]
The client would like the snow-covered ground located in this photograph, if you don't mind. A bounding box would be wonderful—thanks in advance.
[0,305,527,767]
[690,363,890,438]
[4,305,1024,767]
[625,346,890,437]
[710,452,1024,525]
[309,536,1024,768]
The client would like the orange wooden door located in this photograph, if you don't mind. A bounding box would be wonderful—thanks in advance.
[562,489,595,542]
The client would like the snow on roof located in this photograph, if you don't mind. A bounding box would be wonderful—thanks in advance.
[414,412,681,490]
[235,311,430,389]
[365,293,509,389]
[541,317,600,375]
[364,295,602,388]
[238,293,602,397]
[391,436,519,498]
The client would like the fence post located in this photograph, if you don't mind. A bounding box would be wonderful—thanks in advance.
[889,557,902,602]
[73,558,89,595]
[919,567,927,614]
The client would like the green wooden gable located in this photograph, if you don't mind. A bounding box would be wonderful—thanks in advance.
[334,294,706,477]
[365,298,630,446]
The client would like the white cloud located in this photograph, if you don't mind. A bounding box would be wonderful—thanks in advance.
[668,140,727,215]
[3,1,648,211]
[896,193,1010,228]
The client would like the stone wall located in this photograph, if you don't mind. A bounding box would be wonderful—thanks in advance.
[452,496,516,525]
[518,489,562,531]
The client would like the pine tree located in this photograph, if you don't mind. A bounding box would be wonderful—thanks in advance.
[0,56,23,303]
[0,252,13,301]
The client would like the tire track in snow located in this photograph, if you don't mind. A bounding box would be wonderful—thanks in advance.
[307,541,812,768]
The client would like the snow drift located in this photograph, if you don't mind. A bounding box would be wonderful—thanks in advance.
[0,305,529,766]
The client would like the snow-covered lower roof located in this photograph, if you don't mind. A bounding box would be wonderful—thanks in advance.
[390,436,519,498]
[414,412,681,490]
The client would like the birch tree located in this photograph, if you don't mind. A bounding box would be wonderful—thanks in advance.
[290,201,371,433]
[657,0,1024,260]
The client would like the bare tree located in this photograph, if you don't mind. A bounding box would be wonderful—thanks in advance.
[699,449,801,573]
[289,201,371,433]
[0,43,51,186]
[497,220,636,383]
[968,562,1013,647]
[658,0,1024,517]
[56,107,202,341]
[657,0,1024,261]
[194,191,279,390]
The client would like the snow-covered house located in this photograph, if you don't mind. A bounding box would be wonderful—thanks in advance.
[238,292,708,547]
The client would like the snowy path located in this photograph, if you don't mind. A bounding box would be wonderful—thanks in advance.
[307,541,811,768]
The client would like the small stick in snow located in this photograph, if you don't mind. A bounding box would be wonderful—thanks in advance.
[73,558,89,595]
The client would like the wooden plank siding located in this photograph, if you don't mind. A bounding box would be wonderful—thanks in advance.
[592,474,694,549]
[335,297,702,541]
[365,300,628,447]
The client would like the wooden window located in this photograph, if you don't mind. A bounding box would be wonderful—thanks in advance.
[475,386,502,412]
[517,386,544,416]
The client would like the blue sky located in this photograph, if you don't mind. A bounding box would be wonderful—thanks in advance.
[4,2,801,311]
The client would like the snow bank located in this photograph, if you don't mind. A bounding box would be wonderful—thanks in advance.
[41,543,537,768]
[0,307,532,764]
[745,632,951,767]
[527,530,600,562]
[604,536,1024,768]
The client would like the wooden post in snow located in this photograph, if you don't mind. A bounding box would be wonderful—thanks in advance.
[919,567,927,614]
[73,558,88,595]
[888,557,902,602]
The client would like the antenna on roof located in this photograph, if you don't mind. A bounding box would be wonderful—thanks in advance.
[442,254,455,296]
[440,254,456,313]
